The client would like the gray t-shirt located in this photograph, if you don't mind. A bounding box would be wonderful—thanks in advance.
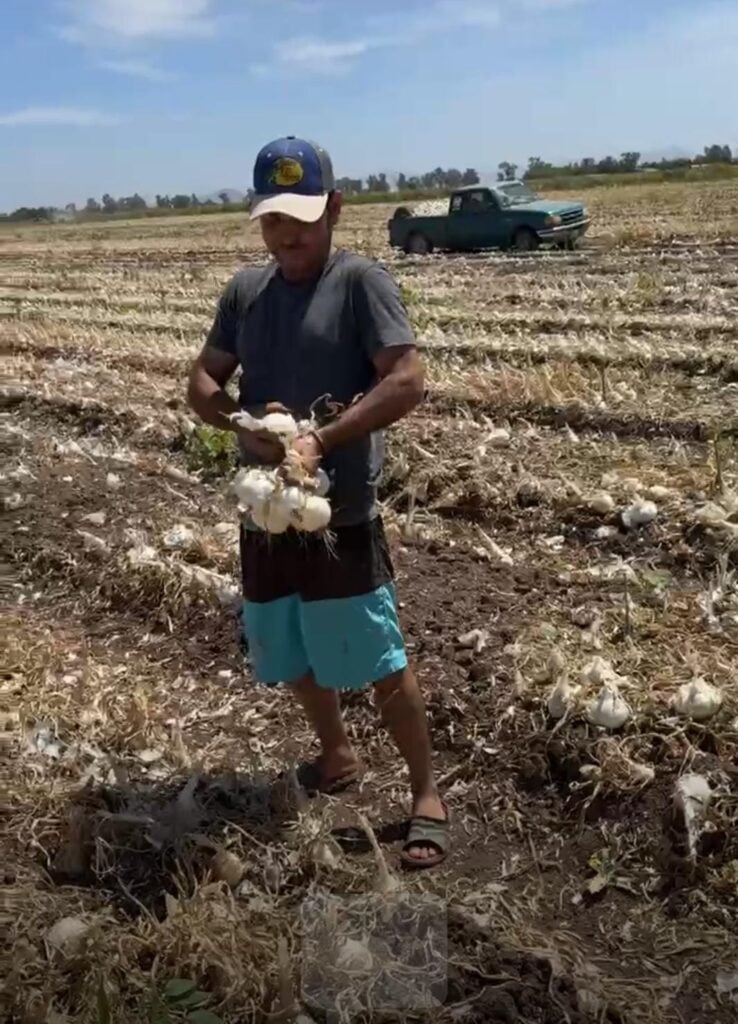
[206,249,416,527]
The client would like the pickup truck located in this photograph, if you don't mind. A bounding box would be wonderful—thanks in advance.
[388,182,590,254]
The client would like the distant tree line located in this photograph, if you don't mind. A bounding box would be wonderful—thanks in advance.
[0,169,482,221]
[2,148,735,221]
[497,143,735,181]
[2,206,56,222]
[337,168,481,195]
[0,191,243,221]
[84,192,214,213]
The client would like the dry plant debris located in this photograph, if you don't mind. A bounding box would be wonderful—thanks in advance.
[2,180,737,1023]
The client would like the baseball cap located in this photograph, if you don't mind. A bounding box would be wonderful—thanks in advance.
[250,136,336,223]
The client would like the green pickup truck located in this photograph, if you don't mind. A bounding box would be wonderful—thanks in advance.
[388,181,590,254]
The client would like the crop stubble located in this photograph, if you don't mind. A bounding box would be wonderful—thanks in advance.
[2,180,737,1023]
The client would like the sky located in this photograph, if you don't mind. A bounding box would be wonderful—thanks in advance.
[1,0,737,210]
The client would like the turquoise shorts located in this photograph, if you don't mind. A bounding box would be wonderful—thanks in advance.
[239,519,408,691]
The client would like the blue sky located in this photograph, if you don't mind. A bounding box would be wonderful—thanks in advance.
[1,0,737,210]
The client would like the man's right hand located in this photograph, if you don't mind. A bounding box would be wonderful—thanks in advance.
[237,428,284,465]
[187,348,289,465]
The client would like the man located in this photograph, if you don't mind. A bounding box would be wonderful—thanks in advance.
[187,136,448,868]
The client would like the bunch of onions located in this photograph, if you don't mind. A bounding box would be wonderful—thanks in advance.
[229,410,332,534]
[233,468,331,534]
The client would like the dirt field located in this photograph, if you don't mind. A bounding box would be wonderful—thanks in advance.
[2,180,737,1024]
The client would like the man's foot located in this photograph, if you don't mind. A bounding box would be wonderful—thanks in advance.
[296,747,361,795]
[401,792,449,869]
[413,792,446,821]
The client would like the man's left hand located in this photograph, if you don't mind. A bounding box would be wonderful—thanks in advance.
[291,432,323,475]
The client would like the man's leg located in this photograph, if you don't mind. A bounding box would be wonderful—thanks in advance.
[291,671,360,782]
[373,665,445,861]
[296,521,445,858]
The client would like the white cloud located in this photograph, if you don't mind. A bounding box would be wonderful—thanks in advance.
[97,57,176,81]
[0,106,120,127]
[60,0,216,45]
[272,36,372,75]
[270,1,501,75]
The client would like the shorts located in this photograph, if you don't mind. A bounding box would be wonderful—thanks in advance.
[239,517,408,690]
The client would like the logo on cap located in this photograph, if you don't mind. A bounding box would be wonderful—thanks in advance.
[269,158,304,189]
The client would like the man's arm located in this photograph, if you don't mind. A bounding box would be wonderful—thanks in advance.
[187,271,284,463]
[319,346,424,452]
[187,345,241,429]
[291,346,424,471]
[186,345,283,463]
[293,262,423,469]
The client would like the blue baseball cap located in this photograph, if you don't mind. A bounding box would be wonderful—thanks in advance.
[250,136,336,223]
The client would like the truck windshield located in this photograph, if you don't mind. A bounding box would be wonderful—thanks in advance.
[497,182,540,204]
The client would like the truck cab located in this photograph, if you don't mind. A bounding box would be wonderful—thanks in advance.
[389,184,590,254]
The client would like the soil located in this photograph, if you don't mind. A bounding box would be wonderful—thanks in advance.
[4,201,737,1023]
[6,512,735,1021]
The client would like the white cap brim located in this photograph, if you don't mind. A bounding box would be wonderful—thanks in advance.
[249,192,329,223]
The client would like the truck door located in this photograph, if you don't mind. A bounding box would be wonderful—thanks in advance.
[448,189,503,250]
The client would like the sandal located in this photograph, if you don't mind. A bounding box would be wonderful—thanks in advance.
[295,759,361,796]
[400,803,450,870]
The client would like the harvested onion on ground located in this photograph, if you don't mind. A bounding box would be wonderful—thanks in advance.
[587,684,631,729]
[586,491,615,515]
[547,674,580,719]
[673,774,712,862]
[211,848,245,887]
[46,916,91,956]
[674,676,723,721]
[621,499,657,529]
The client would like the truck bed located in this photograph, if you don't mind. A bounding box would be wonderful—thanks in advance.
[388,212,449,249]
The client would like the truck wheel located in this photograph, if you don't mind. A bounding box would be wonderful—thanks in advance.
[405,233,433,255]
[513,227,540,252]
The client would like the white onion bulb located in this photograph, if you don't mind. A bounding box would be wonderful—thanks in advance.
[645,485,671,501]
[587,491,615,515]
[587,684,631,729]
[280,485,306,517]
[259,412,299,441]
[229,410,298,441]
[263,501,291,534]
[547,676,579,719]
[674,677,723,721]
[622,499,657,529]
[250,506,268,531]
[46,916,91,956]
[299,495,332,532]
[674,774,712,861]
[581,657,618,687]
[233,469,275,510]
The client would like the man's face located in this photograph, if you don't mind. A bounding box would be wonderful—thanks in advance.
[259,192,342,282]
